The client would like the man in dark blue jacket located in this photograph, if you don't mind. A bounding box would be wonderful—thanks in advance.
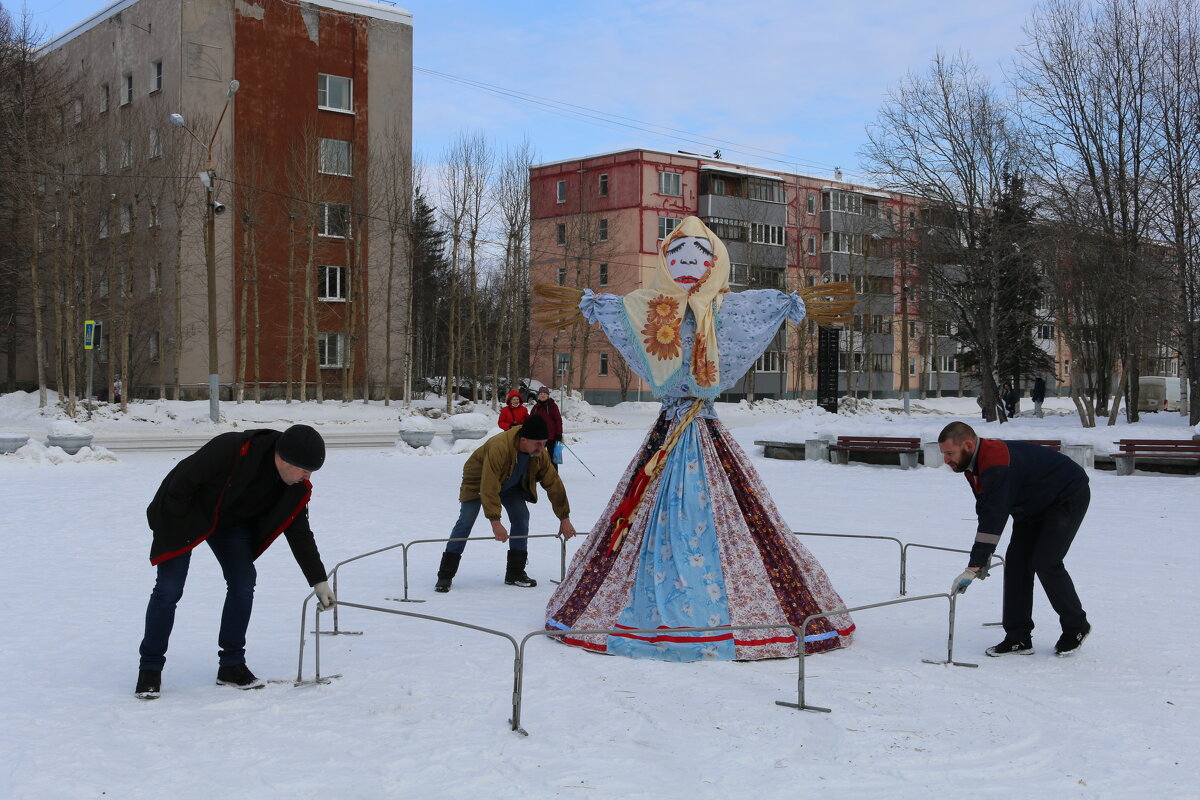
[938,422,1091,658]
[135,425,335,699]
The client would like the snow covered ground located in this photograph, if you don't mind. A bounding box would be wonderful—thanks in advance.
[1,392,1197,798]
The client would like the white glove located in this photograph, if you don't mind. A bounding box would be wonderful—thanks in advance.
[951,569,976,595]
[314,580,336,611]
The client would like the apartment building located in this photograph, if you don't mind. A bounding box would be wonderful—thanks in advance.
[529,148,982,405]
[23,0,412,399]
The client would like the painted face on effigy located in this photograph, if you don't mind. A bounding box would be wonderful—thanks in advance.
[666,236,715,288]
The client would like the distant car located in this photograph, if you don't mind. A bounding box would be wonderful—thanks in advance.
[1138,376,1181,412]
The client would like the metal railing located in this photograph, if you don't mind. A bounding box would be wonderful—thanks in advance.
[293,528,1002,733]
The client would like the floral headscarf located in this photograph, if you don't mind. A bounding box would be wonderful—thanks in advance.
[622,216,730,397]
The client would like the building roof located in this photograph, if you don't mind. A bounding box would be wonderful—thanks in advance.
[699,164,784,181]
[40,0,413,53]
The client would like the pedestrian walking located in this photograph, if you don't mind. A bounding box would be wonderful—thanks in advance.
[529,385,563,470]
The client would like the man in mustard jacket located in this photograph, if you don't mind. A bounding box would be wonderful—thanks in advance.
[436,415,576,592]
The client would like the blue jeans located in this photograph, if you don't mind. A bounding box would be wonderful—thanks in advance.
[445,491,529,555]
[139,524,257,670]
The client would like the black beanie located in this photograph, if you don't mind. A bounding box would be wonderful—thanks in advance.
[518,415,549,440]
[276,424,325,470]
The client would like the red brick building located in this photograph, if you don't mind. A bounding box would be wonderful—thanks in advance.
[530,149,971,404]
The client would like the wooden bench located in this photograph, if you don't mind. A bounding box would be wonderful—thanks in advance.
[1007,439,1061,451]
[828,436,921,470]
[1110,439,1200,476]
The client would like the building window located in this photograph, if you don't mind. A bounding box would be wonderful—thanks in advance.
[598,217,608,242]
[909,356,917,377]
[319,138,352,176]
[99,210,109,239]
[931,355,957,372]
[319,265,348,301]
[121,138,133,168]
[72,98,82,125]
[149,262,161,291]
[822,190,862,214]
[555,222,566,246]
[747,178,785,203]
[149,331,161,363]
[556,179,567,203]
[754,351,782,372]
[1063,359,1070,376]
[318,332,345,368]
[807,193,816,214]
[121,72,133,105]
[703,217,745,242]
[599,352,609,376]
[318,203,350,238]
[150,60,163,93]
[806,234,816,255]
[657,216,681,240]
[821,231,861,254]
[556,265,567,285]
[750,222,784,246]
[730,262,748,288]
[1037,324,1055,340]
[598,173,608,196]
[556,352,570,377]
[100,83,109,113]
[149,127,161,159]
[317,74,353,112]
[120,204,132,234]
[598,262,608,286]
[658,171,682,197]
[148,201,159,228]
[99,148,108,174]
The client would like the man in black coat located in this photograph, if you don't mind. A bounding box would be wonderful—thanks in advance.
[939,421,1091,658]
[135,425,335,699]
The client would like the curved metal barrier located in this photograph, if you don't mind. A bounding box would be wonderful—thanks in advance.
[294,529,1002,733]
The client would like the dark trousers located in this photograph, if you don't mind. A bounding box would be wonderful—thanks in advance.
[445,490,529,556]
[139,524,257,670]
[1003,487,1089,639]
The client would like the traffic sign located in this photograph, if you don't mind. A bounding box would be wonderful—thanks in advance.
[84,320,97,350]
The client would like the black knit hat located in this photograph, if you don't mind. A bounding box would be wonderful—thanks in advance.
[518,415,549,440]
[276,424,325,470]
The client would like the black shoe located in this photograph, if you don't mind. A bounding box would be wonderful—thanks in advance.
[985,638,1034,657]
[1055,624,1091,657]
[504,550,537,588]
[216,663,264,690]
[435,552,461,593]
[135,669,161,700]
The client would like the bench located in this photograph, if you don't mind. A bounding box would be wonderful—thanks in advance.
[1110,439,1200,476]
[1012,439,1061,451]
[828,436,921,470]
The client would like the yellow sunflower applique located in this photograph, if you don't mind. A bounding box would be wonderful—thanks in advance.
[691,333,719,386]
[641,294,681,360]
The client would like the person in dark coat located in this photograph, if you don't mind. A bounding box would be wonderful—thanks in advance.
[529,386,564,469]
[135,425,335,699]
[497,389,529,431]
[435,415,576,593]
[1031,375,1047,418]
[938,422,1091,658]
[1001,381,1018,418]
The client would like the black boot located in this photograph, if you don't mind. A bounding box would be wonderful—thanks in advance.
[435,552,461,593]
[504,550,537,588]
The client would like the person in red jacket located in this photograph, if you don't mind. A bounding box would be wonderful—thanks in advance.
[529,386,563,469]
[498,389,529,430]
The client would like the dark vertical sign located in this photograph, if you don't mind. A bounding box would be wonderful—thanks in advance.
[817,326,840,413]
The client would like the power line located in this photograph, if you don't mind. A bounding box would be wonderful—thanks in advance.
[415,66,865,180]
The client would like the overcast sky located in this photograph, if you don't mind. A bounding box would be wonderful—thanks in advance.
[19,0,1046,182]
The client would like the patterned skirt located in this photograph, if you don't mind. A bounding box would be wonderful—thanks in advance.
[545,413,854,661]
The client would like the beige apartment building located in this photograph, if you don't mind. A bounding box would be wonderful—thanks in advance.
[16,0,413,400]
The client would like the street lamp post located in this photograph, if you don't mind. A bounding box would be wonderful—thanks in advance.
[170,79,239,423]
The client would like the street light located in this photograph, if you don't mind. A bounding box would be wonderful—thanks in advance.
[170,79,239,423]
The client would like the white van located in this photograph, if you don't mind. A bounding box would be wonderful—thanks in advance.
[1138,376,1181,412]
